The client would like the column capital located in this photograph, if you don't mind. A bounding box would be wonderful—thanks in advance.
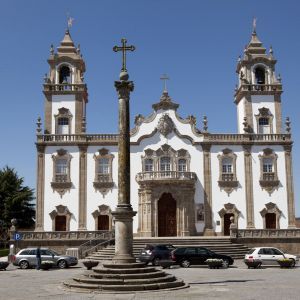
[243,144,252,156]
[201,143,211,152]
[114,80,134,99]
[284,144,293,153]
[36,143,46,154]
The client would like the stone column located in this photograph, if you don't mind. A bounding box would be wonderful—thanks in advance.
[284,145,296,228]
[78,144,88,230]
[202,143,215,236]
[112,73,136,263]
[243,145,255,228]
[35,144,45,232]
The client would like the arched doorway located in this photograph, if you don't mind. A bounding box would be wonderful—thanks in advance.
[265,213,276,229]
[98,215,109,230]
[158,193,176,236]
[55,215,66,231]
[224,213,234,236]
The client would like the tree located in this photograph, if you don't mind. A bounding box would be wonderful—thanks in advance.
[0,166,35,231]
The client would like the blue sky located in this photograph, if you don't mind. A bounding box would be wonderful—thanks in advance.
[0,0,299,216]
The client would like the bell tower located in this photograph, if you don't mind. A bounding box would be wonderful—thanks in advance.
[234,25,283,134]
[43,29,88,135]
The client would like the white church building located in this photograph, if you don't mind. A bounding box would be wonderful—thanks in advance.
[34,27,296,236]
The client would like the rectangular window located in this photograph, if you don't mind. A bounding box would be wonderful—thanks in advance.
[56,159,67,174]
[145,159,153,172]
[178,159,187,172]
[263,158,273,173]
[98,158,109,174]
[160,157,171,171]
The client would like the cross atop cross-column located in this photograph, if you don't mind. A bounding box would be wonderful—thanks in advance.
[113,38,135,72]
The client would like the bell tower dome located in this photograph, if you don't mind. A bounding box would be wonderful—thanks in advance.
[43,29,88,135]
[234,24,283,134]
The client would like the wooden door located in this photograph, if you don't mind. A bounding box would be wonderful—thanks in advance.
[224,213,234,236]
[265,213,276,229]
[98,215,109,230]
[158,193,176,236]
[55,216,66,231]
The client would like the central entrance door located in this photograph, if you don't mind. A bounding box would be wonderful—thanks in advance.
[265,213,276,229]
[98,215,109,230]
[55,215,66,231]
[224,213,234,236]
[158,193,177,236]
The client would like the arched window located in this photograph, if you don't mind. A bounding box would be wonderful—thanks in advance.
[178,159,187,172]
[255,67,265,84]
[59,65,71,84]
[160,157,171,172]
[144,159,153,172]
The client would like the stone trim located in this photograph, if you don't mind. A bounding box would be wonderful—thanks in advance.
[54,107,73,134]
[93,148,115,197]
[260,202,282,229]
[49,205,72,231]
[244,95,254,132]
[255,107,274,134]
[51,149,72,197]
[218,203,241,235]
[284,145,296,228]
[274,94,282,134]
[243,145,255,228]
[258,148,279,194]
[202,143,214,235]
[35,144,45,231]
[78,144,87,230]
[156,114,175,137]
[92,205,113,231]
[217,148,238,195]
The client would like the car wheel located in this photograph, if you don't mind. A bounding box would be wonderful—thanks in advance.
[290,259,296,268]
[58,259,67,269]
[152,257,160,266]
[180,259,190,268]
[19,260,29,269]
[222,259,230,268]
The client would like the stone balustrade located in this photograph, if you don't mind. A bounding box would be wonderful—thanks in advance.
[236,229,300,238]
[207,133,290,142]
[235,84,282,95]
[136,171,197,182]
[43,83,87,92]
[37,133,118,143]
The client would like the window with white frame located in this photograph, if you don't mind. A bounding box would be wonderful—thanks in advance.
[221,157,233,181]
[57,117,69,134]
[259,149,279,188]
[144,159,153,172]
[160,156,171,172]
[178,159,187,172]
[55,108,72,134]
[258,117,270,134]
[93,149,114,188]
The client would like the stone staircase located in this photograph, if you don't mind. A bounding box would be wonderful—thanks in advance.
[86,237,249,261]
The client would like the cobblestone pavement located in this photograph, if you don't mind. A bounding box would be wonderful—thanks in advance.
[0,260,300,300]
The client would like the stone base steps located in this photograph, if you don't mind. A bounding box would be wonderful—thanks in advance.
[63,262,187,292]
[86,237,249,260]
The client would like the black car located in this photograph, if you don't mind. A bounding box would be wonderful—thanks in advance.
[138,244,176,265]
[171,247,234,268]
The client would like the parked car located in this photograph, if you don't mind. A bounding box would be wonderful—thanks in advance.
[244,247,298,266]
[171,247,234,268]
[138,244,176,265]
[12,248,78,269]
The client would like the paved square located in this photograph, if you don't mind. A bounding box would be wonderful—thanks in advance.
[0,260,299,299]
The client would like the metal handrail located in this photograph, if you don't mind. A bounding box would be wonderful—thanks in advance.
[81,237,115,258]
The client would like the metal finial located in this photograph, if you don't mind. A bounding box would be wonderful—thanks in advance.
[67,12,74,30]
[76,44,81,55]
[50,44,54,55]
[269,46,273,55]
[36,117,42,134]
[277,73,282,83]
[252,17,257,34]
[285,117,291,133]
[203,115,208,132]
[113,38,135,75]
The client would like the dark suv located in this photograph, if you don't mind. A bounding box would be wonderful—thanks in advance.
[171,247,234,268]
[138,244,176,265]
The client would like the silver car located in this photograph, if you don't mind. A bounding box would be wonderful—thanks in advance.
[12,248,78,269]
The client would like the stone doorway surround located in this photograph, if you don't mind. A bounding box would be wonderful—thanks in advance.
[260,202,282,229]
[92,205,113,231]
[218,203,241,235]
[49,205,72,231]
[136,183,196,237]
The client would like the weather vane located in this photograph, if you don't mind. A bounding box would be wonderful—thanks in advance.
[66,12,74,30]
[252,17,257,33]
[113,38,135,72]
[160,74,169,92]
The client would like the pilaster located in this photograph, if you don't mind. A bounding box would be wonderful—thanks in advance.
[78,144,88,230]
[284,145,296,228]
[35,144,45,232]
[274,94,282,134]
[243,145,255,228]
[202,143,215,236]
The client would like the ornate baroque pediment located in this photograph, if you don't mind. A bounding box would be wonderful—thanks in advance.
[157,114,174,137]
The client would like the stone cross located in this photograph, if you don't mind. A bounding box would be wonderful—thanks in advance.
[160,74,169,92]
[113,39,135,72]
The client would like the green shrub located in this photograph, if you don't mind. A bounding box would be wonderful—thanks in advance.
[0,249,9,257]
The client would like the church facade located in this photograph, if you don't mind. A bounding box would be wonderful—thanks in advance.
[34,28,296,236]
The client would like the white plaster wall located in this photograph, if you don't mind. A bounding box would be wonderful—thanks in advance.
[251,145,288,228]
[210,146,246,233]
[51,95,76,134]
[251,95,276,133]
[43,146,80,231]
[131,109,203,144]
[86,146,119,230]
[237,98,245,134]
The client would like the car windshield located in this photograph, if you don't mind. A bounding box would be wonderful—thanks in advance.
[247,249,256,254]
[50,250,60,256]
